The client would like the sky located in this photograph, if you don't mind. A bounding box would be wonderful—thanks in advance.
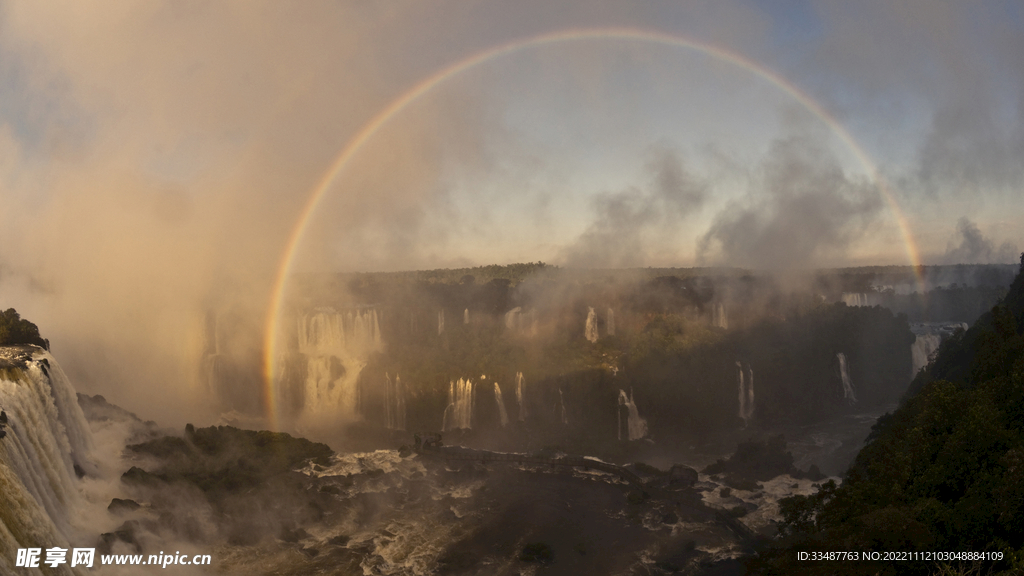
[0,1,1021,420]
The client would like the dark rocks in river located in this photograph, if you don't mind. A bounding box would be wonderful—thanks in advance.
[668,464,699,487]
[108,498,141,514]
[98,521,142,554]
[703,434,821,488]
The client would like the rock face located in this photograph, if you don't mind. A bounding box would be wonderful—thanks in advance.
[703,435,823,489]
[668,464,699,488]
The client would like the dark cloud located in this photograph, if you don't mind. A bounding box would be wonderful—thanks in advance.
[941,217,1019,265]
[697,132,883,269]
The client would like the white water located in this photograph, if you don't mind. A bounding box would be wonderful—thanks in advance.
[607,308,615,336]
[493,383,508,427]
[463,308,469,325]
[557,389,569,424]
[442,379,474,431]
[437,310,444,336]
[617,389,648,440]
[585,307,599,343]
[384,373,407,431]
[837,352,857,403]
[515,372,526,421]
[0,349,95,575]
[713,303,728,329]
[504,307,522,331]
[295,309,382,422]
[911,334,942,378]
[841,293,873,307]
[737,362,754,426]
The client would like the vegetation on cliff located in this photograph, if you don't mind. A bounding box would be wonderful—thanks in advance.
[0,308,48,349]
[751,257,1024,575]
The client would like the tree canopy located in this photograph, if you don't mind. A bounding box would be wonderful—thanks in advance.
[0,308,48,349]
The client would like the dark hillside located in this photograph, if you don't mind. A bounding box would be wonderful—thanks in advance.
[751,255,1024,576]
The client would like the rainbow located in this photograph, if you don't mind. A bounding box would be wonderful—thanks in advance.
[261,26,923,429]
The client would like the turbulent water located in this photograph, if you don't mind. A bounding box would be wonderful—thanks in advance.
[443,379,475,431]
[617,389,647,441]
[0,349,95,575]
[836,352,857,403]
[385,373,407,431]
[514,372,526,422]
[492,383,509,428]
[712,303,728,329]
[585,307,599,343]
[295,309,383,422]
[503,307,521,331]
[557,389,569,424]
[736,362,754,426]
[841,292,874,307]
[911,333,941,378]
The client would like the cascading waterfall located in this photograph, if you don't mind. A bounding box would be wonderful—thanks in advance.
[585,307,599,343]
[911,334,942,378]
[736,362,754,426]
[515,372,526,421]
[463,308,469,325]
[617,389,648,440]
[384,373,406,431]
[295,309,382,422]
[713,303,728,329]
[504,307,522,331]
[442,378,475,431]
[841,293,871,307]
[607,308,615,336]
[0,349,95,573]
[557,389,569,424]
[493,383,509,427]
[437,310,444,336]
[837,352,857,403]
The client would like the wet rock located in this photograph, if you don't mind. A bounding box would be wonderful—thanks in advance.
[98,521,142,554]
[108,498,141,514]
[326,535,350,547]
[668,464,698,487]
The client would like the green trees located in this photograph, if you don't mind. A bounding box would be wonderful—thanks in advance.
[0,308,48,349]
[751,263,1024,575]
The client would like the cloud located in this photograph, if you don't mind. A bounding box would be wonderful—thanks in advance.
[696,131,883,270]
[559,145,707,268]
[941,217,1019,265]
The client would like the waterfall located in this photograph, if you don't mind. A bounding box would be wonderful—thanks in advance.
[504,307,522,331]
[442,378,474,431]
[493,383,509,427]
[295,309,383,422]
[841,293,871,307]
[384,373,406,431]
[737,362,754,426]
[463,308,469,325]
[557,389,569,424]
[837,353,857,403]
[617,389,648,440]
[606,308,615,336]
[515,372,526,421]
[911,334,942,378]
[437,310,445,336]
[0,349,95,569]
[713,303,728,329]
[585,307,599,343]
